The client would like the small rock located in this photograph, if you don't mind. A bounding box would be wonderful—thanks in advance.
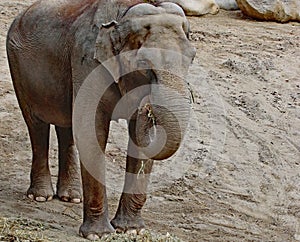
[234,99,242,105]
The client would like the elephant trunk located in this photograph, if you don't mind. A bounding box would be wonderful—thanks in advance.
[136,71,191,160]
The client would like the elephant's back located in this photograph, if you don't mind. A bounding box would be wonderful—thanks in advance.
[6,0,100,127]
[7,0,100,54]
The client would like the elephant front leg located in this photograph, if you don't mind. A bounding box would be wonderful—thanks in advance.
[111,120,154,233]
[111,158,153,233]
[78,110,114,240]
[79,165,114,240]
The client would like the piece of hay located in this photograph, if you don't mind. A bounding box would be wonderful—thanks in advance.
[0,217,49,241]
[0,216,182,241]
[100,230,182,242]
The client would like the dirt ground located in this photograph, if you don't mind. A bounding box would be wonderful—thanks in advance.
[0,1,299,241]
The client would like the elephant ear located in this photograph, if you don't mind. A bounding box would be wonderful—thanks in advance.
[94,21,118,63]
[94,22,121,82]
[94,21,133,82]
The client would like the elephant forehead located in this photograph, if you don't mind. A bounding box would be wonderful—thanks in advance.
[125,3,164,17]
[158,2,185,17]
[130,14,186,32]
[125,2,185,17]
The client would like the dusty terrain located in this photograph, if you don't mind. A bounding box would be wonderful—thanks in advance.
[0,1,299,241]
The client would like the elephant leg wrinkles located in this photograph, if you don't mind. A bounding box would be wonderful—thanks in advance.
[79,109,115,239]
[55,126,82,203]
[26,115,53,202]
[111,120,154,233]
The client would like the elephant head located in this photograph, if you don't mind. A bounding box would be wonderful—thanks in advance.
[95,3,196,160]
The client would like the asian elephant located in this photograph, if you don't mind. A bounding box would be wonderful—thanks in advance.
[7,0,196,239]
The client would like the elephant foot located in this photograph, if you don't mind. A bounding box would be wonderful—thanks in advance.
[79,218,115,240]
[111,213,145,233]
[27,177,54,202]
[57,179,82,203]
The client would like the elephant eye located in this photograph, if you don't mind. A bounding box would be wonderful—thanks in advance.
[144,24,151,30]
[129,36,143,49]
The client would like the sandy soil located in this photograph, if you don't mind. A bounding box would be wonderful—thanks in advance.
[0,1,299,241]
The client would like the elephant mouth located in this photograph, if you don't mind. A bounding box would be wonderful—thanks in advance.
[135,94,184,160]
[137,95,158,146]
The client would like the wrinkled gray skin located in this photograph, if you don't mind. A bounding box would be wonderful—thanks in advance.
[7,0,195,239]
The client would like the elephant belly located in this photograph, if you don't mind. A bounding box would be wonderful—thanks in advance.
[19,77,73,127]
[30,95,72,128]
[12,52,73,127]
